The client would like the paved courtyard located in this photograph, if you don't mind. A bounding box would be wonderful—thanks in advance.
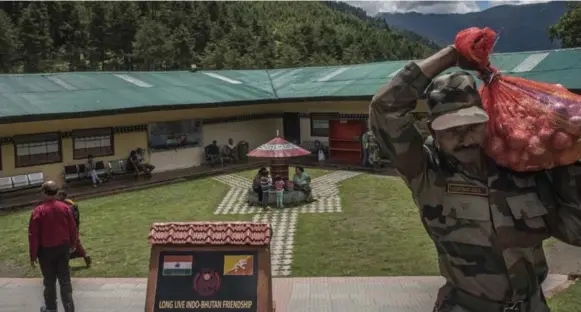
[0,275,571,312]
[213,170,360,276]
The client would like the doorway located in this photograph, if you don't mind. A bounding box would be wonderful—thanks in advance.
[282,113,301,145]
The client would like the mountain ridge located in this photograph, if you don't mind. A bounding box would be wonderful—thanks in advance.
[380,2,567,53]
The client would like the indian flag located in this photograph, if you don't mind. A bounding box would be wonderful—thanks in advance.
[162,255,193,276]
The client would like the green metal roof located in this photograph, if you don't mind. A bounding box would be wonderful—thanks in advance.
[0,48,580,122]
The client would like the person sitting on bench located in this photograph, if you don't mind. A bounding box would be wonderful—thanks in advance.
[86,155,103,187]
[223,138,237,164]
[206,141,223,166]
[127,148,155,176]
[292,166,313,201]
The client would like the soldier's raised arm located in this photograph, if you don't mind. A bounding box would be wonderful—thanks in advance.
[368,47,457,183]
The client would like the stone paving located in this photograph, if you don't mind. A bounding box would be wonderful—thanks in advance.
[0,275,572,312]
[212,171,360,276]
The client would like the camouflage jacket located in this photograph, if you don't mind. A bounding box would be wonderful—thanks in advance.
[369,62,581,302]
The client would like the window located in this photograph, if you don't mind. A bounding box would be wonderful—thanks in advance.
[72,128,114,159]
[310,117,329,137]
[148,119,202,150]
[14,133,61,167]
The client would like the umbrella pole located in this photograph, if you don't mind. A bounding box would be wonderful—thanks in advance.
[270,158,289,182]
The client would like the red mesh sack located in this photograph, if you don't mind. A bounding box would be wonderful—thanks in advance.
[455,27,581,171]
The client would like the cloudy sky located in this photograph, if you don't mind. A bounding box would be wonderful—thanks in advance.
[343,0,553,15]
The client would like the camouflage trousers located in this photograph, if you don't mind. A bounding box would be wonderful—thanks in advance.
[434,283,550,312]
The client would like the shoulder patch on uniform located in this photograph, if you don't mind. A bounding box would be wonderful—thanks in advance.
[446,182,488,197]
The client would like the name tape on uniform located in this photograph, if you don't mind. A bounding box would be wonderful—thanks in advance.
[446,182,488,197]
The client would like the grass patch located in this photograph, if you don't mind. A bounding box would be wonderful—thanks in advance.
[549,281,581,312]
[0,178,250,277]
[543,237,559,248]
[292,175,439,276]
[235,166,332,181]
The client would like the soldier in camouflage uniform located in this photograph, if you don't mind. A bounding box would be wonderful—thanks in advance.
[369,46,581,312]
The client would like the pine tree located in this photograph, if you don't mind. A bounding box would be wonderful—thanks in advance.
[0,9,19,72]
[133,19,171,70]
[18,3,53,72]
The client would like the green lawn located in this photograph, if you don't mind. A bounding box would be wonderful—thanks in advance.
[0,178,251,277]
[235,166,332,181]
[293,175,439,276]
[0,168,577,312]
[549,281,581,312]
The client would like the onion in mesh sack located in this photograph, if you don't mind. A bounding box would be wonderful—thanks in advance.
[455,26,581,171]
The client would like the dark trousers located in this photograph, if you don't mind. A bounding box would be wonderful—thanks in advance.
[362,148,369,166]
[137,163,155,174]
[253,186,263,202]
[38,244,75,312]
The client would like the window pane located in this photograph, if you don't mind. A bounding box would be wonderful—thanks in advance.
[313,119,329,129]
[148,119,202,150]
[100,137,111,147]
[29,144,47,155]
[86,139,99,148]
[74,139,86,149]
[16,145,29,156]
[46,141,59,153]
[73,135,112,159]
[15,136,61,166]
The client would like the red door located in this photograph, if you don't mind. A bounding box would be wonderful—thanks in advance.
[328,120,364,165]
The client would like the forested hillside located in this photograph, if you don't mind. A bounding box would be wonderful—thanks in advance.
[0,1,436,73]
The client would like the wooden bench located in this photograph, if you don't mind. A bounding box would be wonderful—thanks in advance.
[0,172,44,193]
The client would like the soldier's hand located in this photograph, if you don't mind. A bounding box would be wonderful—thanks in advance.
[450,45,487,72]
[30,260,36,268]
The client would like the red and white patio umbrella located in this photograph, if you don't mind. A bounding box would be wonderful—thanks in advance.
[247,137,311,158]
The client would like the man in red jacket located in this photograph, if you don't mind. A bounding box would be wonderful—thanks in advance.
[29,181,77,312]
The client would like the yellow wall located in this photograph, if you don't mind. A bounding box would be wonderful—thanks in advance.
[0,99,388,184]
[1,131,145,184]
[0,101,371,137]
[203,118,283,149]
[148,118,283,173]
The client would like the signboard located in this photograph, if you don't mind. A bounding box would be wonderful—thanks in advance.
[153,250,259,311]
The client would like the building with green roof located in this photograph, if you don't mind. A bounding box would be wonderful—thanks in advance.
[0,48,578,185]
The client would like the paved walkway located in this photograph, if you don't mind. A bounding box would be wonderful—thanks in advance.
[213,171,360,276]
[0,275,571,312]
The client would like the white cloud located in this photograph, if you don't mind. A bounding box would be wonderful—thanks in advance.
[343,1,480,15]
[488,0,552,8]
[342,0,552,16]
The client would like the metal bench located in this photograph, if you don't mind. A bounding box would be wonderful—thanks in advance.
[94,160,107,176]
[63,165,81,185]
[0,177,12,192]
[108,159,132,176]
[11,175,29,189]
[27,172,44,187]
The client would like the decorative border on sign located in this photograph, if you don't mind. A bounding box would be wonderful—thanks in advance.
[202,113,283,125]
